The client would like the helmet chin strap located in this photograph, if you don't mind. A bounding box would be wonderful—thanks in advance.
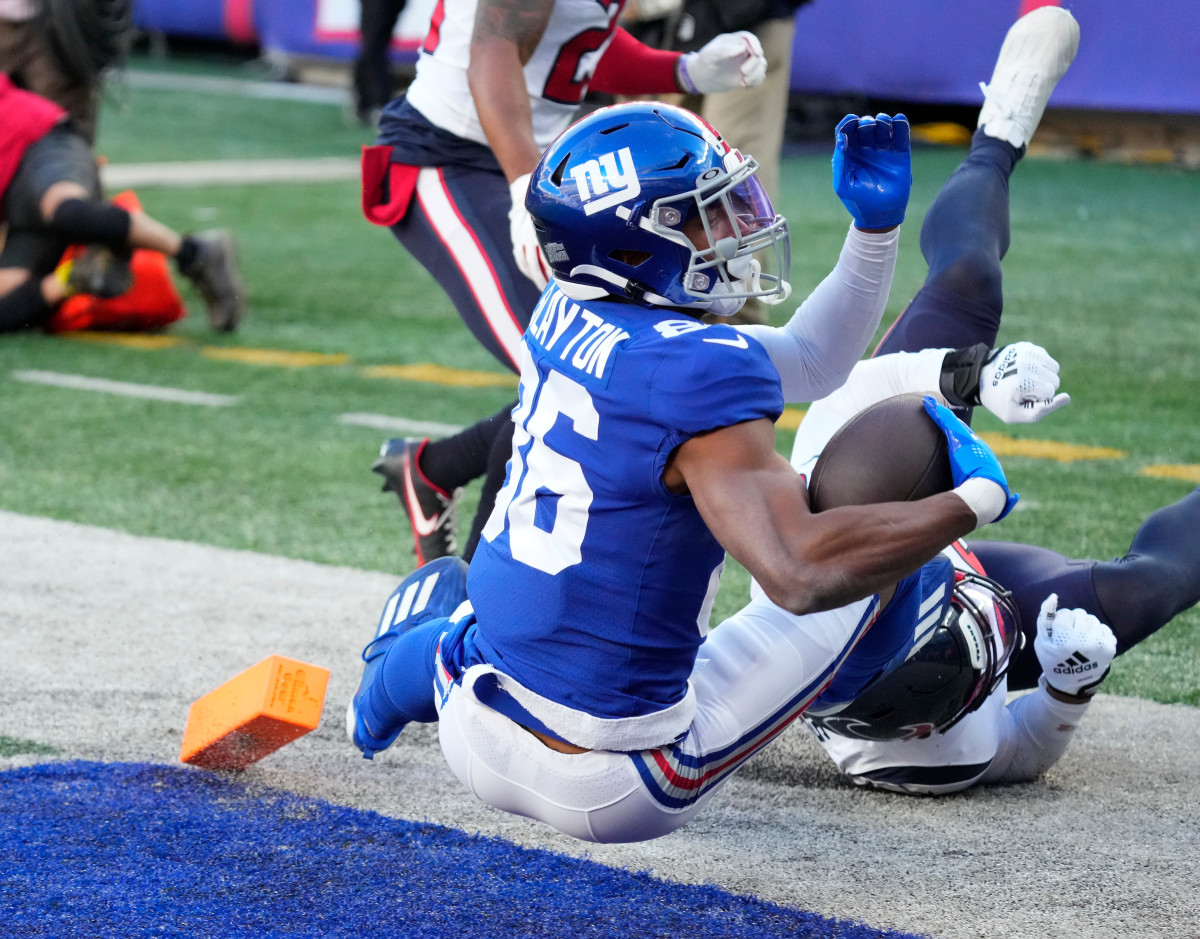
[561,264,677,307]
[725,257,793,306]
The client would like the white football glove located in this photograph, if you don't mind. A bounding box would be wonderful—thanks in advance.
[979,341,1071,424]
[1034,593,1117,698]
[677,31,767,95]
[508,173,550,291]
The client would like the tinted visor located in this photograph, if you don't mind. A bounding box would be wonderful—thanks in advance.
[698,173,777,242]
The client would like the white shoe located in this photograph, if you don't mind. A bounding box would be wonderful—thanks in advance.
[977,6,1080,149]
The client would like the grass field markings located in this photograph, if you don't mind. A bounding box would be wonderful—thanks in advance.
[361,362,519,388]
[11,369,239,407]
[201,347,351,367]
[978,432,1127,463]
[61,332,187,350]
[33,340,1185,474]
[1139,464,1200,483]
[339,413,465,436]
[61,333,513,386]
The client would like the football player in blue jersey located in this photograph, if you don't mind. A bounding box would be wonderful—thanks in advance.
[363,0,774,567]
[346,98,1023,843]
[727,6,1200,795]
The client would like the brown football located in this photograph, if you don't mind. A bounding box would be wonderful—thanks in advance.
[807,392,954,512]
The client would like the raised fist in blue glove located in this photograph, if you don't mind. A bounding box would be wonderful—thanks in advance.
[922,394,1019,523]
[832,113,912,230]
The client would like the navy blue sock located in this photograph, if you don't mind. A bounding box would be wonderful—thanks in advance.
[873,131,1020,357]
[919,130,1019,311]
[462,416,514,563]
[1092,486,1200,653]
[420,401,515,491]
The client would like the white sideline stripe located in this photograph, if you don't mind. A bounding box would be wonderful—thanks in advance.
[338,413,465,437]
[416,168,525,367]
[12,370,238,406]
[102,157,359,189]
[122,69,348,105]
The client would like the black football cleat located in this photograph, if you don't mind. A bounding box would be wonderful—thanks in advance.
[372,438,462,565]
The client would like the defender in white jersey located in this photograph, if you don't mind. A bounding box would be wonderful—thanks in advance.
[724,7,1200,796]
[365,0,772,567]
[347,101,1021,842]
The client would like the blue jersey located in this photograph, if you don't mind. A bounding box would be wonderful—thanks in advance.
[467,285,783,724]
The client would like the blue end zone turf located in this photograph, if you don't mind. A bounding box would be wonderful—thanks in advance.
[0,762,927,938]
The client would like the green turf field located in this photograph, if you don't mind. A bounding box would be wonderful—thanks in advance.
[2,56,1197,705]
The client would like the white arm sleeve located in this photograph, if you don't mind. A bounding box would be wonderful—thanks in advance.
[977,682,1092,785]
[789,347,949,469]
[740,225,900,404]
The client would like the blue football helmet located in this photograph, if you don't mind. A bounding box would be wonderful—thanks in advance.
[525,101,791,316]
[805,572,1024,742]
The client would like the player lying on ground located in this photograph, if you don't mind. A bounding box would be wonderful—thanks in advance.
[345,99,1021,843]
[791,369,1199,795]
[729,5,1200,794]
[0,74,245,333]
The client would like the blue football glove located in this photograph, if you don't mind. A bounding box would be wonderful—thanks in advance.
[832,113,912,230]
[922,394,1019,522]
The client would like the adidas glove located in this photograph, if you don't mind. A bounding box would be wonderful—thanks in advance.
[508,174,551,291]
[832,114,912,230]
[676,31,767,94]
[1035,593,1117,698]
[979,342,1071,424]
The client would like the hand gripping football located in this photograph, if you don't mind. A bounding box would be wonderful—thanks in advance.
[807,392,953,512]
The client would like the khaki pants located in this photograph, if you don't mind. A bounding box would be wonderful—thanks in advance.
[700,15,796,325]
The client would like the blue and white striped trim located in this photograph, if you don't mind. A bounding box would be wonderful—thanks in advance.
[629,596,882,809]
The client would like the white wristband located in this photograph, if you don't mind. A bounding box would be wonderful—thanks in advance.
[953,477,1007,527]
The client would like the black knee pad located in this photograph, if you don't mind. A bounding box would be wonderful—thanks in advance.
[49,198,131,249]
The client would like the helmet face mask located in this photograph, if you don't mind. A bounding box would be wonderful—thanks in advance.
[652,157,790,315]
[806,572,1024,742]
[527,102,792,314]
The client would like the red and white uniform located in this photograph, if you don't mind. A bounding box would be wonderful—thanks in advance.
[408,0,627,149]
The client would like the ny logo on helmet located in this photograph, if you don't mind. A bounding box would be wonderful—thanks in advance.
[570,147,641,216]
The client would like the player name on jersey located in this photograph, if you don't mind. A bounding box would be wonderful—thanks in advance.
[527,289,630,382]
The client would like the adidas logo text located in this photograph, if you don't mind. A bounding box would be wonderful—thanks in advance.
[1054,652,1098,675]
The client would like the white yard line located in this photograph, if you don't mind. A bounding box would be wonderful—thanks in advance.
[101,156,359,189]
[338,413,464,437]
[11,370,467,434]
[11,370,239,407]
[119,68,349,104]
[102,69,360,188]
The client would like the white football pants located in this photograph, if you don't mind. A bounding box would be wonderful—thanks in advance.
[435,587,876,843]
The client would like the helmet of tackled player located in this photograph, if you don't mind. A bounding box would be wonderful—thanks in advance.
[805,571,1025,742]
